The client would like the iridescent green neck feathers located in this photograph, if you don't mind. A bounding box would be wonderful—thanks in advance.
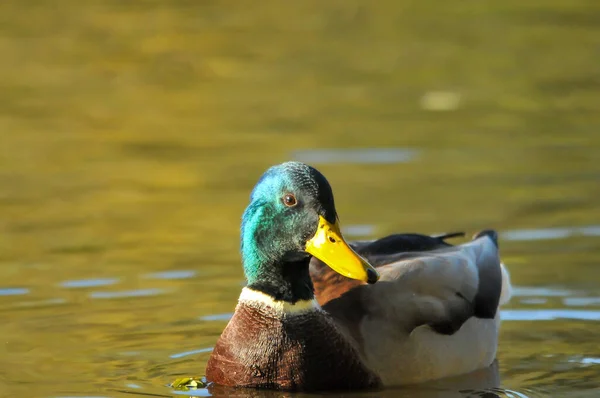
[240,162,336,303]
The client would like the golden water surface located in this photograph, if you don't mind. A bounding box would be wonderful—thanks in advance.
[1,1,599,397]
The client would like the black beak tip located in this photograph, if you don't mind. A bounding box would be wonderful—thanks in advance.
[367,268,379,284]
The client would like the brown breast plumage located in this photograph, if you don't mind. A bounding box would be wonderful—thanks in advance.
[205,301,380,391]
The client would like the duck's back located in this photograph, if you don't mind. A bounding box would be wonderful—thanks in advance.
[205,292,380,391]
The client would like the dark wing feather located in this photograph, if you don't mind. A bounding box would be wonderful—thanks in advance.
[351,231,464,258]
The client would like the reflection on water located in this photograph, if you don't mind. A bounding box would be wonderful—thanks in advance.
[173,389,211,398]
[170,347,213,360]
[501,225,600,241]
[1,0,599,397]
[576,358,600,365]
[511,287,575,297]
[89,288,167,299]
[343,224,377,237]
[564,297,600,306]
[199,314,234,322]
[502,309,600,321]
[145,270,198,280]
[54,396,112,398]
[293,148,419,164]
[0,287,30,296]
[8,297,67,309]
[60,278,120,288]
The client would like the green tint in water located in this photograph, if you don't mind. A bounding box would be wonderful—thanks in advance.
[0,0,599,397]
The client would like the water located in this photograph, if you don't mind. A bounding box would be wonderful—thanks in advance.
[1,0,599,397]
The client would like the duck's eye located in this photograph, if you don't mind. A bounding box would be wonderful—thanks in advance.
[282,193,297,207]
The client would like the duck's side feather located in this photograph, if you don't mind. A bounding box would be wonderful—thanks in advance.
[321,233,512,385]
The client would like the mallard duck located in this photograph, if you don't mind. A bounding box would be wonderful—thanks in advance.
[205,161,512,391]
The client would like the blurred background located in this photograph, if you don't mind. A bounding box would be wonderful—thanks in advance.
[1,1,599,397]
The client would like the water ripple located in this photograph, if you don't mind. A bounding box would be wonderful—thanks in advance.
[145,270,197,280]
[293,148,419,164]
[170,347,213,359]
[13,298,67,308]
[343,224,376,237]
[519,298,548,305]
[60,278,119,288]
[501,309,600,321]
[199,313,233,322]
[172,389,211,397]
[0,288,30,296]
[501,225,600,241]
[512,286,575,297]
[563,297,600,306]
[89,288,166,299]
[568,356,600,365]
[581,357,600,365]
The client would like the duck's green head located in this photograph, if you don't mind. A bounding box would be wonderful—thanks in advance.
[241,161,378,302]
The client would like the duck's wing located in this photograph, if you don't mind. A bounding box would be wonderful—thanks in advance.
[322,231,512,385]
[310,232,465,305]
[323,231,511,337]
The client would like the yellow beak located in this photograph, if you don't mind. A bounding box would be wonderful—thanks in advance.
[305,216,379,284]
